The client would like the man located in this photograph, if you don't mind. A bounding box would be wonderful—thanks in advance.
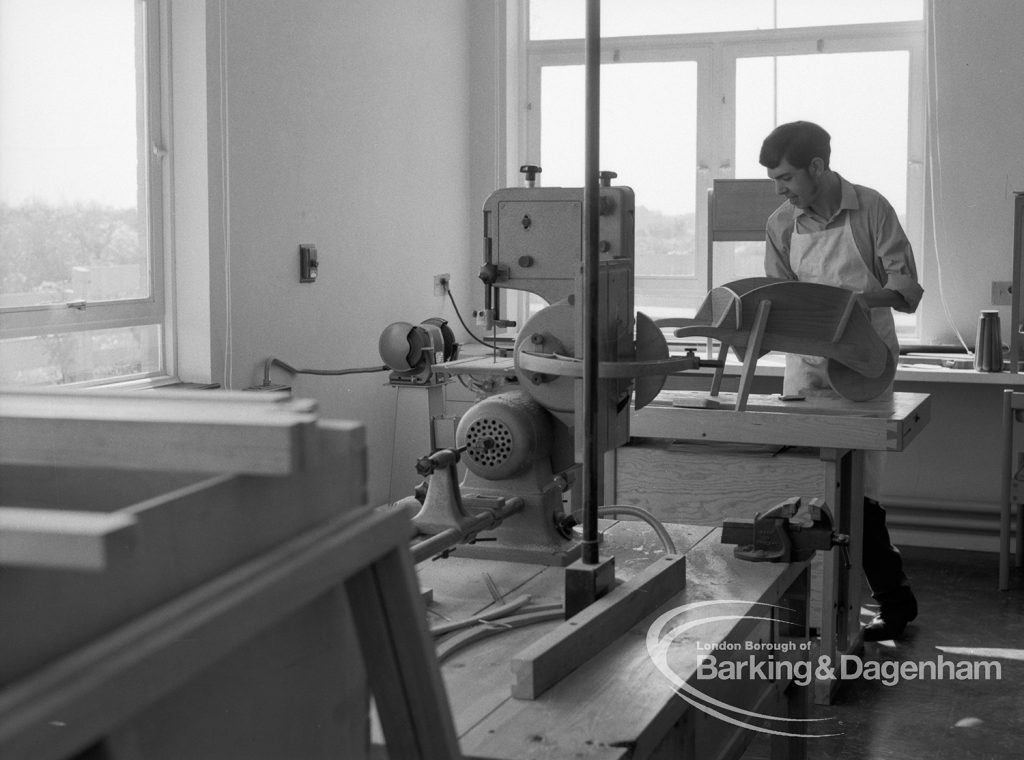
[759,120,924,642]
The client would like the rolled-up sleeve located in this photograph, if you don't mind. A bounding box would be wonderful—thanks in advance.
[871,196,923,313]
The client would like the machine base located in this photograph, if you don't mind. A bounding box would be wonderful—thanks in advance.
[564,555,616,618]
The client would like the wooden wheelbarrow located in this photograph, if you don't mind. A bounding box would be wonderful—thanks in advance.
[656,277,896,410]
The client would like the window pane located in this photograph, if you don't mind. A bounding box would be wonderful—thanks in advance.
[531,0,771,38]
[777,0,923,28]
[0,0,149,309]
[735,50,910,214]
[529,0,922,40]
[540,61,699,318]
[734,50,917,338]
[0,324,162,385]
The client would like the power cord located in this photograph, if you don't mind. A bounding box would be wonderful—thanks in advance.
[257,357,388,388]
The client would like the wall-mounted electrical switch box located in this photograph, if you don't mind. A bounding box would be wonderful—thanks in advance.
[299,244,318,283]
[993,280,1012,305]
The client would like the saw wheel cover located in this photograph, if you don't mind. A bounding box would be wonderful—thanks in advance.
[826,350,896,401]
[512,300,576,414]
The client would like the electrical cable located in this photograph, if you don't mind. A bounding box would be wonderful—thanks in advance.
[596,505,677,554]
[260,357,387,387]
[446,288,502,350]
[457,374,495,395]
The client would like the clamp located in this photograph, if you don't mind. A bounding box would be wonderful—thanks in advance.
[720,497,850,563]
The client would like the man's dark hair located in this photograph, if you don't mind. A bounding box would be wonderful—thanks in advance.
[758,121,831,170]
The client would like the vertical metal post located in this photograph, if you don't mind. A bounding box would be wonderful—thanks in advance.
[1011,192,1024,373]
[581,0,601,564]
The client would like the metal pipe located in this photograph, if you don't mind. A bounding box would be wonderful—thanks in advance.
[411,527,464,564]
[596,506,677,555]
[410,497,525,564]
[581,0,601,564]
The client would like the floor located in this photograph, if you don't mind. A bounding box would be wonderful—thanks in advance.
[747,546,1024,760]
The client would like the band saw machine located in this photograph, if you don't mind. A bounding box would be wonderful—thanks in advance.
[388,167,701,571]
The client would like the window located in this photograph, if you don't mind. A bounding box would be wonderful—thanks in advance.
[539,60,699,321]
[516,0,925,340]
[0,0,168,385]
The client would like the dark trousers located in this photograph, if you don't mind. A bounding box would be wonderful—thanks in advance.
[862,497,910,599]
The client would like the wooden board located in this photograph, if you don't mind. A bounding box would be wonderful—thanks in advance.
[0,507,137,570]
[0,421,366,685]
[0,388,321,475]
[0,508,457,760]
[632,390,930,451]
[511,551,687,699]
[0,465,208,513]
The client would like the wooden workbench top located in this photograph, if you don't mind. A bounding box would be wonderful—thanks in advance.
[631,390,929,451]
[417,520,808,760]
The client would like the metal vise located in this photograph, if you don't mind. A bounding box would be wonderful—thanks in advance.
[720,497,849,563]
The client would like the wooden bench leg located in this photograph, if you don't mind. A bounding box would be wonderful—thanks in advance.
[346,548,462,759]
[816,448,864,705]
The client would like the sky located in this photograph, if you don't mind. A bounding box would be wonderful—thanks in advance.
[0,0,138,208]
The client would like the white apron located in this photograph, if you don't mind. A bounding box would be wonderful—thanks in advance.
[784,215,898,499]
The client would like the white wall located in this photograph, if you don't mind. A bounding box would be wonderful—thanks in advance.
[921,0,1024,346]
[206,0,490,506]
[875,0,1024,550]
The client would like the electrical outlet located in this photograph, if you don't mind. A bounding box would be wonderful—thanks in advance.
[434,273,450,297]
[992,281,1013,305]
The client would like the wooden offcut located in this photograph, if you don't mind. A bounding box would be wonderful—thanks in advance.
[510,552,686,700]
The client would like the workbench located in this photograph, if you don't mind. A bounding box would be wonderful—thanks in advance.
[414,520,812,760]
[621,390,930,705]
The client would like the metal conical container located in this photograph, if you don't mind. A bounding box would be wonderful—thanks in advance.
[974,310,1004,372]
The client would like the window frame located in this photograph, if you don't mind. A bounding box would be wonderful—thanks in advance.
[513,6,926,340]
[0,0,173,380]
